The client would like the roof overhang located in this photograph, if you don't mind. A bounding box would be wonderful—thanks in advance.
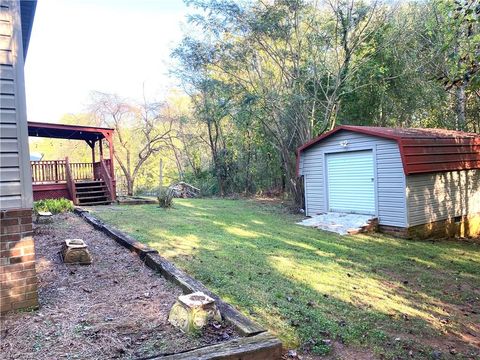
[20,0,37,59]
[296,126,480,176]
[28,121,114,142]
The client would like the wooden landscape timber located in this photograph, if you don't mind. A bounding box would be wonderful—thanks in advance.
[159,332,282,359]
[74,207,159,259]
[74,207,282,359]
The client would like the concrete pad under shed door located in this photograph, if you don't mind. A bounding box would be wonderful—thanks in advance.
[326,150,375,215]
[297,212,374,235]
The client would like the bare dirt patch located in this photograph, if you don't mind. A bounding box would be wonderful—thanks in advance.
[0,213,236,359]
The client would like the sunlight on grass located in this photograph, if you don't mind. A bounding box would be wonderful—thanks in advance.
[269,255,461,332]
[282,240,317,251]
[251,304,299,345]
[147,232,201,258]
[439,249,480,264]
[406,256,438,268]
[251,220,265,225]
[314,249,338,258]
[91,200,480,359]
[178,201,196,208]
[225,226,259,238]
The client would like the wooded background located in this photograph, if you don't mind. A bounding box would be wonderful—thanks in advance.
[30,0,480,203]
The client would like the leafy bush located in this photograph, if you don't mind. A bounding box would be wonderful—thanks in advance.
[157,187,174,208]
[183,170,216,197]
[34,198,74,214]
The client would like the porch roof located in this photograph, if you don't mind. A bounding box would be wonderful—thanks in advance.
[28,122,114,142]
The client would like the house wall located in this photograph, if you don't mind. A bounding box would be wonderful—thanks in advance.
[0,0,33,210]
[299,130,407,227]
[0,0,38,314]
[406,170,480,226]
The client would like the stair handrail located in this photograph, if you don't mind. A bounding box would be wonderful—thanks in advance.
[99,159,115,202]
[65,157,78,205]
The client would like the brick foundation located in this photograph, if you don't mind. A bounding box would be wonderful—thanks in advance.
[1,208,38,314]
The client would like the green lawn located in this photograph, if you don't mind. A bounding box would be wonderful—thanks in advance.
[91,199,480,359]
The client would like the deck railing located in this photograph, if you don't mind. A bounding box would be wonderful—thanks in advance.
[31,160,95,184]
[99,160,115,202]
[31,160,67,183]
[70,162,94,181]
[32,158,116,203]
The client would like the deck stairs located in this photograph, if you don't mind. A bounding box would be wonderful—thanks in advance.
[75,180,111,206]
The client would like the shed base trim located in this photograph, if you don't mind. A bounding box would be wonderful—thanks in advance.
[379,213,480,240]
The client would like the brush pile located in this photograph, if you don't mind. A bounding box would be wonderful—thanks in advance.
[169,182,200,198]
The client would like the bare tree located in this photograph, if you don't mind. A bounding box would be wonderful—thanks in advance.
[90,92,173,195]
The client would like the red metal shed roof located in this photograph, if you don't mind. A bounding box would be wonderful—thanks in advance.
[297,125,480,175]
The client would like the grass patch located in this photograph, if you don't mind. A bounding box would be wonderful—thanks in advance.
[92,199,480,359]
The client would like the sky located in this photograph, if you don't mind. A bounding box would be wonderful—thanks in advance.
[24,0,190,123]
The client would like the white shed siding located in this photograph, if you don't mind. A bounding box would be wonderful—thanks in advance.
[406,170,480,226]
[0,1,33,210]
[300,130,407,227]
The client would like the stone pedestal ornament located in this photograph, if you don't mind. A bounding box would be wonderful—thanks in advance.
[168,291,221,333]
[61,239,92,265]
[36,211,53,224]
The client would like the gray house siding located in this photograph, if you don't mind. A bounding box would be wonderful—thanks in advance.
[299,130,407,227]
[406,170,480,226]
[0,1,33,209]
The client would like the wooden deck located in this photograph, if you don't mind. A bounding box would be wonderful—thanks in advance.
[32,159,115,205]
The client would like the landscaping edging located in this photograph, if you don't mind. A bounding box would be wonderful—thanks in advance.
[74,207,159,259]
[74,207,282,360]
[159,332,281,359]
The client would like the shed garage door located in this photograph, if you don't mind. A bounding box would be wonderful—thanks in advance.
[326,150,376,214]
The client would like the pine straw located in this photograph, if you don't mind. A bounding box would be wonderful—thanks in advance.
[0,213,236,360]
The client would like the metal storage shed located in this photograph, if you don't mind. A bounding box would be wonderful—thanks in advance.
[296,126,480,238]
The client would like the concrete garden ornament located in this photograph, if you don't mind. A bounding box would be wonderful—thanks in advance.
[61,239,93,265]
[168,292,221,333]
[36,211,53,224]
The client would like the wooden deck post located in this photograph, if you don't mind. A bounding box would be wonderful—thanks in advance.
[91,140,96,164]
[106,134,115,178]
[99,138,103,160]
[54,160,59,183]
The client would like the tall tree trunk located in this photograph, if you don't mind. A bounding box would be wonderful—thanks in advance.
[127,176,134,196]
[218,177,225,197]
[455,82,467,131]
[280,148,303,206]
[159,158,164,190]
[206,120,226,196]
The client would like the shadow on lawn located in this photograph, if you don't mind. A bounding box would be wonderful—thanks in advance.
[92,201,480,359]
